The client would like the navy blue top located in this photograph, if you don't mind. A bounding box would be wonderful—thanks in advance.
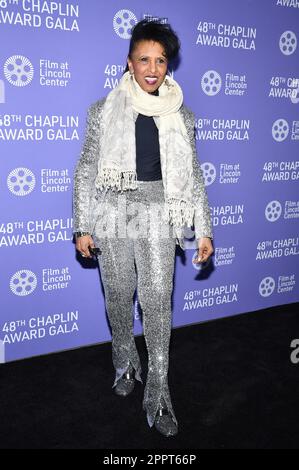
[135,87,162,181]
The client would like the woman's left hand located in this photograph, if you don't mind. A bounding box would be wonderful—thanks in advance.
[192,237,214,264]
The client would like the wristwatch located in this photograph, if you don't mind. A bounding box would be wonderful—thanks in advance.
[75,231,90,239]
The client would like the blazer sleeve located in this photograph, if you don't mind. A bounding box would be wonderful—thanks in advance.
[72,100,102,234]
[188,109,214,241]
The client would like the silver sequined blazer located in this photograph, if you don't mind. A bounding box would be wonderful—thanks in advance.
[72,97,213,250]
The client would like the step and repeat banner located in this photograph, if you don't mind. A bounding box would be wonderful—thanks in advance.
[0,0,298,363]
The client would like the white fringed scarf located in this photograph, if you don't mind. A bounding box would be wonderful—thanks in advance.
[95,70,196,229]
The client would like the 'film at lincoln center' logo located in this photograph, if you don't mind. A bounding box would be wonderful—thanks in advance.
[113,9,137,39]
[279,30,297,56]
[265,200,282,222]
[259,276,276,297]
[4,55,34,87]
[201,70,222,96]
[10,270,38,296]
[272,119,289,142]
[7,168,36,196]
[201,162,217,186]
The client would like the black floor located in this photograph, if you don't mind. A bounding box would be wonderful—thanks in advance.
[0,302,298,449]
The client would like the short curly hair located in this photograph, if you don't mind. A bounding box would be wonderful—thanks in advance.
[124,19,181,72]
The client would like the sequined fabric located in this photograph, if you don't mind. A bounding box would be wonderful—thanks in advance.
[72,97,214,430]
[183,108,214,242]
[92,179,178,428]
[72,98,214,249]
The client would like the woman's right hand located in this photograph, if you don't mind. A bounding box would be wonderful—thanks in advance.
[76,235,95,258]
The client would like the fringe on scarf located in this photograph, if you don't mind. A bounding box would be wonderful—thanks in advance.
[164,197,195,228]
[95,168,138,192]
[95,169,195,228]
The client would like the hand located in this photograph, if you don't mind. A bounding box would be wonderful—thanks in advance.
[193,237,214,264]
[76,235,95,258]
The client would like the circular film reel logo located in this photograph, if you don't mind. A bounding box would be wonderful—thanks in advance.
[10,270,37,296]
[4,55,34,87]
[279,31,297,56]
[201,162,216,186]
[201,70,222,96]
[7,168,36,196]
[259,276,275,297]
[265,200,282,222]
[272,119,289,142]
[113,10,137,39]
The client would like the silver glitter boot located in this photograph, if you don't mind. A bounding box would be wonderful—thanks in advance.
[154,397,178,437]
[114,364,135,397]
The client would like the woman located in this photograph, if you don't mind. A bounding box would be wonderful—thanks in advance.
[73,19,214,437]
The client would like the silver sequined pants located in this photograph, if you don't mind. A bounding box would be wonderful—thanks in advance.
[92,179,178,427]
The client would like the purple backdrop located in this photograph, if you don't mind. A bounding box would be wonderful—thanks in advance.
[0,0,298,363]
